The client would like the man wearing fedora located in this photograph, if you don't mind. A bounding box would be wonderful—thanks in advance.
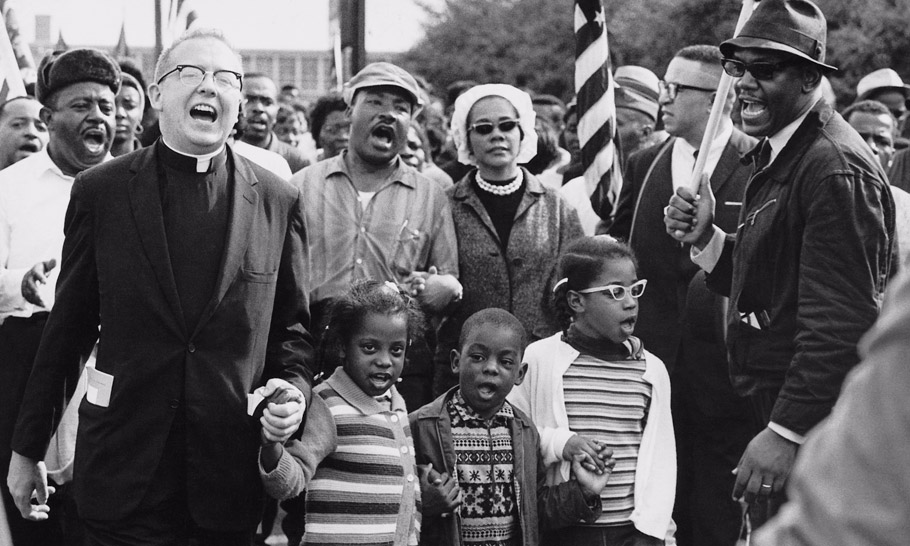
[664,0,895,522]
[855,68,910,129]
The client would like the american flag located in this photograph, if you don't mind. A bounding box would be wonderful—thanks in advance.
[163,0,200,46]
[575,0,621,221]
[0,11,25,103]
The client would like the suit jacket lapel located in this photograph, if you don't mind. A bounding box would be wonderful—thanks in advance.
[190,149,258,338]
[710,141,739,195]
[127,148,187,335]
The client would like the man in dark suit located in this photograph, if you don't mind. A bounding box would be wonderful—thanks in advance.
[611,44,755,546]
[7,28,315,546]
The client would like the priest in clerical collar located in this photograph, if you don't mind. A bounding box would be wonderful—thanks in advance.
[7,27,317,545]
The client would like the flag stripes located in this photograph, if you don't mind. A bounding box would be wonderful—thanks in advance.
[574,0,620,220]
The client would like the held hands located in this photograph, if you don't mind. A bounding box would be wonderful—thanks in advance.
[732,427,798,504]
[7,451,56,521]
[562,435,613,474]
[664,174,716,249]
[21,259,57,307]
[418,463,462,517]
[571,452,615,500]
[256,378,306,445]
[403,266,463,314]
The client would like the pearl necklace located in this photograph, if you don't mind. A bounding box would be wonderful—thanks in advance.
[475,170,523,196]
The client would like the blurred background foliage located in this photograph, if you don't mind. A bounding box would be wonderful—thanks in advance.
[400,0,910,108]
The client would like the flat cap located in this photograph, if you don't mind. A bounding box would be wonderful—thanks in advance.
[36,48,121,106]
[343,62,424,114]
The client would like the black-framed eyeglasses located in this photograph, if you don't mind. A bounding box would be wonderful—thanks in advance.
[468,119,520,135]
[577,279,648,300]
[658,81,715,101]
[721,58,793,81]
[156,64,243,91]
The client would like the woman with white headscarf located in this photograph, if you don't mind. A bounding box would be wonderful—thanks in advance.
[433,84,584,394]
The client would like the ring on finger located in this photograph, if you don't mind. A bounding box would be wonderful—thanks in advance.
[760,483,772,490]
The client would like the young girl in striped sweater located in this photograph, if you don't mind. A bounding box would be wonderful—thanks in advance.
[259,279,424,545]
[508,236,677,545]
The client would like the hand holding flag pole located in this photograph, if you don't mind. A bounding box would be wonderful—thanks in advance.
[688,0,757,194]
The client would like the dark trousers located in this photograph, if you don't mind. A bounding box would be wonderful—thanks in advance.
[0,314,74,546]
[542,523,664,546]
[80,413,253,546]
[671,359,753,546]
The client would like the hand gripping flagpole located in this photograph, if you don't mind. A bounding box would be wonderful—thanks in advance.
[688,0,757,193]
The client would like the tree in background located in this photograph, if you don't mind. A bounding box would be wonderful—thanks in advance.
[402,0,910,108]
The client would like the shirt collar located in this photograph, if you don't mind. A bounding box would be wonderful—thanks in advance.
[451,389,514,424]
[767,100,817,167]
[161,137,226,173]
[325,368,407,415]
[40,146,112,181]
[329,150,416,189]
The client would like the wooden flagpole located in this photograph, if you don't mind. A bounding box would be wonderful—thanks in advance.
[688,0,757,193]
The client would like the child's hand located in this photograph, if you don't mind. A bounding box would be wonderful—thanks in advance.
[418,463,462,517]
[571,451,615,500]
[563,435,611,473]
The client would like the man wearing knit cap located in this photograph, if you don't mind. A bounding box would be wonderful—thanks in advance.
[8,28,315,545]
[614,65,661,166]
[290,60,459,420]
[0,46,119,546]
[665,0,894,525]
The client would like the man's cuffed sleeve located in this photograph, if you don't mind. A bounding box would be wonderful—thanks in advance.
[690,225,727,273]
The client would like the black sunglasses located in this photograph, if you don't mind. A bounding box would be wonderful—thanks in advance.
[468,119,520,135]
[721,58,793,81]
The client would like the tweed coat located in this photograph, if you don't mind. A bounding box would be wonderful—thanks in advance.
[433,169,583,394]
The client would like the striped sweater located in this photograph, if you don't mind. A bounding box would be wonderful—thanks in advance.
[261,368,421,545]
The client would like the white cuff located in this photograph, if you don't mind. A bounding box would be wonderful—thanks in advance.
[689,226,726,274]
[768,422,806,445]
[0,267,30,314]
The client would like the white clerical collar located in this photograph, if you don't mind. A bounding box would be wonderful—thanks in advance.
[767,99,817,167]
[161,138,226,173]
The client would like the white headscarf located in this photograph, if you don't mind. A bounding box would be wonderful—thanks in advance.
[450,84,538,166]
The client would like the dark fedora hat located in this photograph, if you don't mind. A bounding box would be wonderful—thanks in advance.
[720,0,837,72]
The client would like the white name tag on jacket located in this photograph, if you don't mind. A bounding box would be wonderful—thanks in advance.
[86,367,114,407]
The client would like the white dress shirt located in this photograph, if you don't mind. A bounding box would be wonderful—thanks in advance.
[0,149,108,320]
[671,122,733,193]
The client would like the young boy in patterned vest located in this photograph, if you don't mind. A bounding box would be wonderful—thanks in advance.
[410,308,614,546]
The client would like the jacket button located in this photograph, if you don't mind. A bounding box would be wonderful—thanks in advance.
[169,399,179,409]
[187,342,196,353]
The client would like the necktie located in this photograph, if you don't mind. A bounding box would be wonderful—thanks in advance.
[754,138,772,172]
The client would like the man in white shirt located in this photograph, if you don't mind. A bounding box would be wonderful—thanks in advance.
[664,0,894,525]
[0,47,120,546]
[610,44,756,546]
[0,97,48,172]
